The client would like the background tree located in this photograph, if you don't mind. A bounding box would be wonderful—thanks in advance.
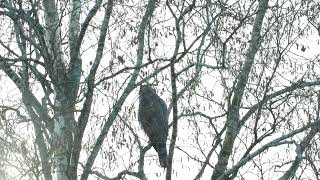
[0,0,320,180]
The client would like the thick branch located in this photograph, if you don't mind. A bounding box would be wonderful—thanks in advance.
[212,0,269,179]
[80,1,156,179]
[75,0,103,53]
[67,0,82,104]
[43,0,67,95]
[71,1,113,179]
[278,93,320,180]
[217,119,320,180]
[0,62,53,132]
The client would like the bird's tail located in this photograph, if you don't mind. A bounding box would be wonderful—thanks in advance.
[156,143,167,168]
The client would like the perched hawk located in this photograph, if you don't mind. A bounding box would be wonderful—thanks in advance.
[138,85,168,167]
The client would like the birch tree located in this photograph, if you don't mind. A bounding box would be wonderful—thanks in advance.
[1,0,320,180]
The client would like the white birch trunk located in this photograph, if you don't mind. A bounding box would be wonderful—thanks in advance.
[54,100,69,180]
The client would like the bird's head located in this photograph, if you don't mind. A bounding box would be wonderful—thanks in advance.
[139,85,156,95]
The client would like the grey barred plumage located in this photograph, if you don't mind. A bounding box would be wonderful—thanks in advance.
[138,85,168,168]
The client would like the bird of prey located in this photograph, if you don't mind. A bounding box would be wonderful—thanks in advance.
[138,85,168,168]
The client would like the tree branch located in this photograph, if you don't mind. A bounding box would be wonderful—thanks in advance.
[80,1,156,179]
